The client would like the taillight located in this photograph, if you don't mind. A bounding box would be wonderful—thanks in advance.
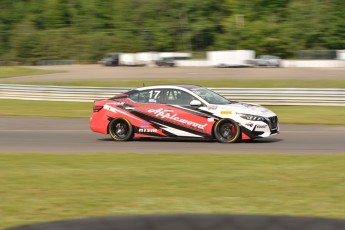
[93,105,103,112]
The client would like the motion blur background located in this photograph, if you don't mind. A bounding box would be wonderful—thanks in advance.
[0,0,344,64]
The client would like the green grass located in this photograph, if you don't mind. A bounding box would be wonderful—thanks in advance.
[1,99,345,125]
[0,66,64,78]
[3,79,345,88]
[0,99,92,118]
[267,106,345,125]
[1,153,345,229]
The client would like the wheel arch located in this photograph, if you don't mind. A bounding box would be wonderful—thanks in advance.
[212,118,242,143]
[108,117,134,141]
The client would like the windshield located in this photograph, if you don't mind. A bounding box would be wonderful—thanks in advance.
[191,87,230,105]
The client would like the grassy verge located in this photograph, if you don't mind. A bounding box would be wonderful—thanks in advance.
[1,99,345,125]
[2,79,345,88]
[0,66,64,78]
[1,153,345,229]
[268,106,345,125]
[0,99,92,118]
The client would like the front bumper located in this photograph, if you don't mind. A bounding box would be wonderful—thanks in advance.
[240,116,279,139]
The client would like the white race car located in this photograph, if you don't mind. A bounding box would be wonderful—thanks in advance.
[90,85,279,143]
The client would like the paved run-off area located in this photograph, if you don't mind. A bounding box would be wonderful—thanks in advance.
[1,65,345,82]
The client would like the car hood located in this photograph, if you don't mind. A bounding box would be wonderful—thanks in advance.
[214,102,276,117]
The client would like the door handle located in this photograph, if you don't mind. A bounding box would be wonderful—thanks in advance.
[163,110,174,113]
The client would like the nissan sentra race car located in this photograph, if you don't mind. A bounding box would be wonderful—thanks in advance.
[90,85,279,143]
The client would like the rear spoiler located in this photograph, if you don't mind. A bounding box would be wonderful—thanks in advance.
[109,93,128,100]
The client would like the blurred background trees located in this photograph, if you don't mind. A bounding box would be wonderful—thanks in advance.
[0,0,344,64]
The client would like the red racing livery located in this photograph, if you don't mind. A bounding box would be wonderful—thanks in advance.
[90,85,279,143]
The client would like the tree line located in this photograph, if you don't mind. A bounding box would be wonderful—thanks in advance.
[0,0,344,64]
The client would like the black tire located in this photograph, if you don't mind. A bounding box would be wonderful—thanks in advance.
[108,118,134,141]
[213,119,241,143]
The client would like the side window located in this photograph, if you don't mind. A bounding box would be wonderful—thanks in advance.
[166,89,195,105]
[129,92,147,103]
[128,92,139,102]
[129,89,163,103]
[166,90,177,103]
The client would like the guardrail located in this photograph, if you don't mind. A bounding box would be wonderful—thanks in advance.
[1,84,344,106]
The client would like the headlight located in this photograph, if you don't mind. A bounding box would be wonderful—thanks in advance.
[238,113,265,122]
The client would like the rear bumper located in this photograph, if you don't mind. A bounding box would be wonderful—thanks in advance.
[90,112,109,134]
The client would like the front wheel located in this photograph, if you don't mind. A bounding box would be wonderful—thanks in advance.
[108,119,133,141]
[213,119,241,143]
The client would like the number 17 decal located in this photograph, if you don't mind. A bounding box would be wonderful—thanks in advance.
[149,90,161,101]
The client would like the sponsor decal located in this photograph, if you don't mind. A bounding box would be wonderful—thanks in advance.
[239,103,272,115]
[106,101,124,106]
[138,128,157,133]
[256,125,267,129]
[104,105,118,113]
[104,105,145,122]
[220,110,232,115]
[245,122,254,127]
[140,121,150,127]
[239,103,260,108]
[148,108,208,130]
[207,117,215,122]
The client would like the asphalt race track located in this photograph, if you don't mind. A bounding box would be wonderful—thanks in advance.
[1,116,344,154]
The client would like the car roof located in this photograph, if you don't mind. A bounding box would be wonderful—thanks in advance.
[135,84,201,91]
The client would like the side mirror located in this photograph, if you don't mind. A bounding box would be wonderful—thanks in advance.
[190,100,202,107]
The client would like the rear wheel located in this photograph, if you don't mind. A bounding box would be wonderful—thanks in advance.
[213,119,241,143]
[108,119,133,141]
